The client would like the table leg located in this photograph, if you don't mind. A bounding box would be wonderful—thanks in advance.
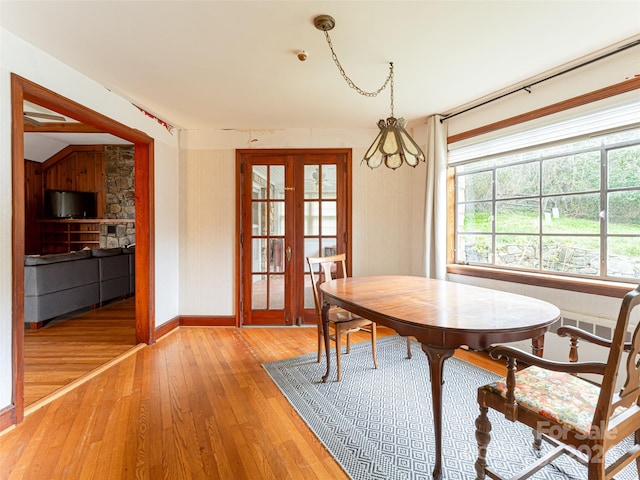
[531,334,545,357]
[321,302,331,383]
[421,344,455,480]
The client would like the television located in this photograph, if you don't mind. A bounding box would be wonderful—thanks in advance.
[44,190,97,219]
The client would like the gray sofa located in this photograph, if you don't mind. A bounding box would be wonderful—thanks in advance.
[24,247,135,327]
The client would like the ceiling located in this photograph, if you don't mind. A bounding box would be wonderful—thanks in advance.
[22,101,133,162]
[2,1,640,134]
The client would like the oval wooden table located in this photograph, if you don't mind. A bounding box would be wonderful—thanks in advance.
[319,275,561,480]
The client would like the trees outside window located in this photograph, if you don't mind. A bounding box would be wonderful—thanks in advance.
[455,126,640,281]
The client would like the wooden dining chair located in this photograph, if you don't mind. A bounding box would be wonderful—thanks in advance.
[475,284,640,479]
[307,254,378,381]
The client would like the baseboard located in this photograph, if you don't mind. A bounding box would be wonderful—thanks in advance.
[0,405,16,435]
[180,315,236,327]
[155,317,180,340]
[154,315,237,340]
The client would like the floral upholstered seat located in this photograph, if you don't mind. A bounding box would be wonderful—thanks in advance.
[483,366,624,436]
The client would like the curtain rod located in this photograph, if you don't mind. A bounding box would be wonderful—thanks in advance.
[440,38,640,123]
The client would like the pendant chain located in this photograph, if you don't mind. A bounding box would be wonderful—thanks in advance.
[323,30,394,117]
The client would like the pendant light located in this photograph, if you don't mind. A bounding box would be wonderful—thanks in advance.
[314,14,425,170]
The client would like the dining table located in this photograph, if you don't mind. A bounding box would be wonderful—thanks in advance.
[319,275,561,480]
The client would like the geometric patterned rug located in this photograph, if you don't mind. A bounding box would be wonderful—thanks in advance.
[263,335,637,480]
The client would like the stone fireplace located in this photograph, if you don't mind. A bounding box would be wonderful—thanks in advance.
[102,145,135,248]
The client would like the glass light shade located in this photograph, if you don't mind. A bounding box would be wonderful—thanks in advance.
[363,117,425,170]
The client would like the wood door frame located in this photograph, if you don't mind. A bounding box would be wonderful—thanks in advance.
[235,148,353,327]
[8,74,155,427]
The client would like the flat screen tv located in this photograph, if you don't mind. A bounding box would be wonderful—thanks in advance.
[44,190,97,219]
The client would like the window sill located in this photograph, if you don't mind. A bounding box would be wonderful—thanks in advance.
[446,264,637,298]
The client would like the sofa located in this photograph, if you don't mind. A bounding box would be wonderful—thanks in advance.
[24,247,135,327]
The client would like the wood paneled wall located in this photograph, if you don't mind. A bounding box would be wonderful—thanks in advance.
[42,145,106,217]
[24,145,106,254]
[24,160,42,255]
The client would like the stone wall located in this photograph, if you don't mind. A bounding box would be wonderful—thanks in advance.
[101,145,135,248]
[463,241,640,279]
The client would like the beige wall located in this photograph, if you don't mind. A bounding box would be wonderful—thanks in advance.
[178,149,236,315]
[446,36,640,137]
[177,132,429,316]
[351,146,428,277]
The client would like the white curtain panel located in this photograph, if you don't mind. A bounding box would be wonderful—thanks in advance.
[424,115,448,279]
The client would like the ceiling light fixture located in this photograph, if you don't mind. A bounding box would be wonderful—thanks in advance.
[314,14,425,170]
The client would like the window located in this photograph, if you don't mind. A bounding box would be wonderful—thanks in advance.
[454,124,640,282]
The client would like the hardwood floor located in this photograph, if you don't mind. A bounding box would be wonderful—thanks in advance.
[24,298,137,407]
[3,314,506,480]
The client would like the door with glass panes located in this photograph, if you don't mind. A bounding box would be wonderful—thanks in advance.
[238,150,352,326]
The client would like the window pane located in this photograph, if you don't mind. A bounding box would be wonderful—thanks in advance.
[495,235,539,269]
[541,236,599,275]
[607,237,640,279]
[458,171,492,202]
[608,190,640,234]
[496,162,539,198]
[604,128,640,145]
[270,201,285,235]
[304,165,320,199]
[496,199,539,233]
[542,152,600,195]
[252,239,267,272]
[457,201,492,233]
[304,201,319,235]
[251,274,267,309]
[456,158,494,173]
[457,234,492,264]
[321,238,337,258]
[542,194,600,234]
[252,202,267,236]
[304,273,316,309]
[304,238,321,264]
[321,201,337,236]
[252,166,268,199]
[539,138,601,157]
[321,165,337,200]
[271,166,285,199]
[269,238,285,273]
[269,274,284,309]
[495,151,541,167]
[608,145,640,189]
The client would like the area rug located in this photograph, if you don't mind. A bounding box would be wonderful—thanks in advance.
[263,335,637,480]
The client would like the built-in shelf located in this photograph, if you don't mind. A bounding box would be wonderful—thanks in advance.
[38,219,134,254]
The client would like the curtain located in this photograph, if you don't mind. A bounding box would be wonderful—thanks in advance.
[424,115,447,279]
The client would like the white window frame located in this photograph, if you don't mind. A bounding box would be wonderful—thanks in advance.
[448,93,640,293]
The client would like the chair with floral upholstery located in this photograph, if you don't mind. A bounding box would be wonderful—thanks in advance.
[475,284,640,480]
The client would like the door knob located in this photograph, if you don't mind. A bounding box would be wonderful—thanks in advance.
[286,246,292,262]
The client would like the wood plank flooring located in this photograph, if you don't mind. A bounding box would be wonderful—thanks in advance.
[4,312,506,480]
[24,298,137,407]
